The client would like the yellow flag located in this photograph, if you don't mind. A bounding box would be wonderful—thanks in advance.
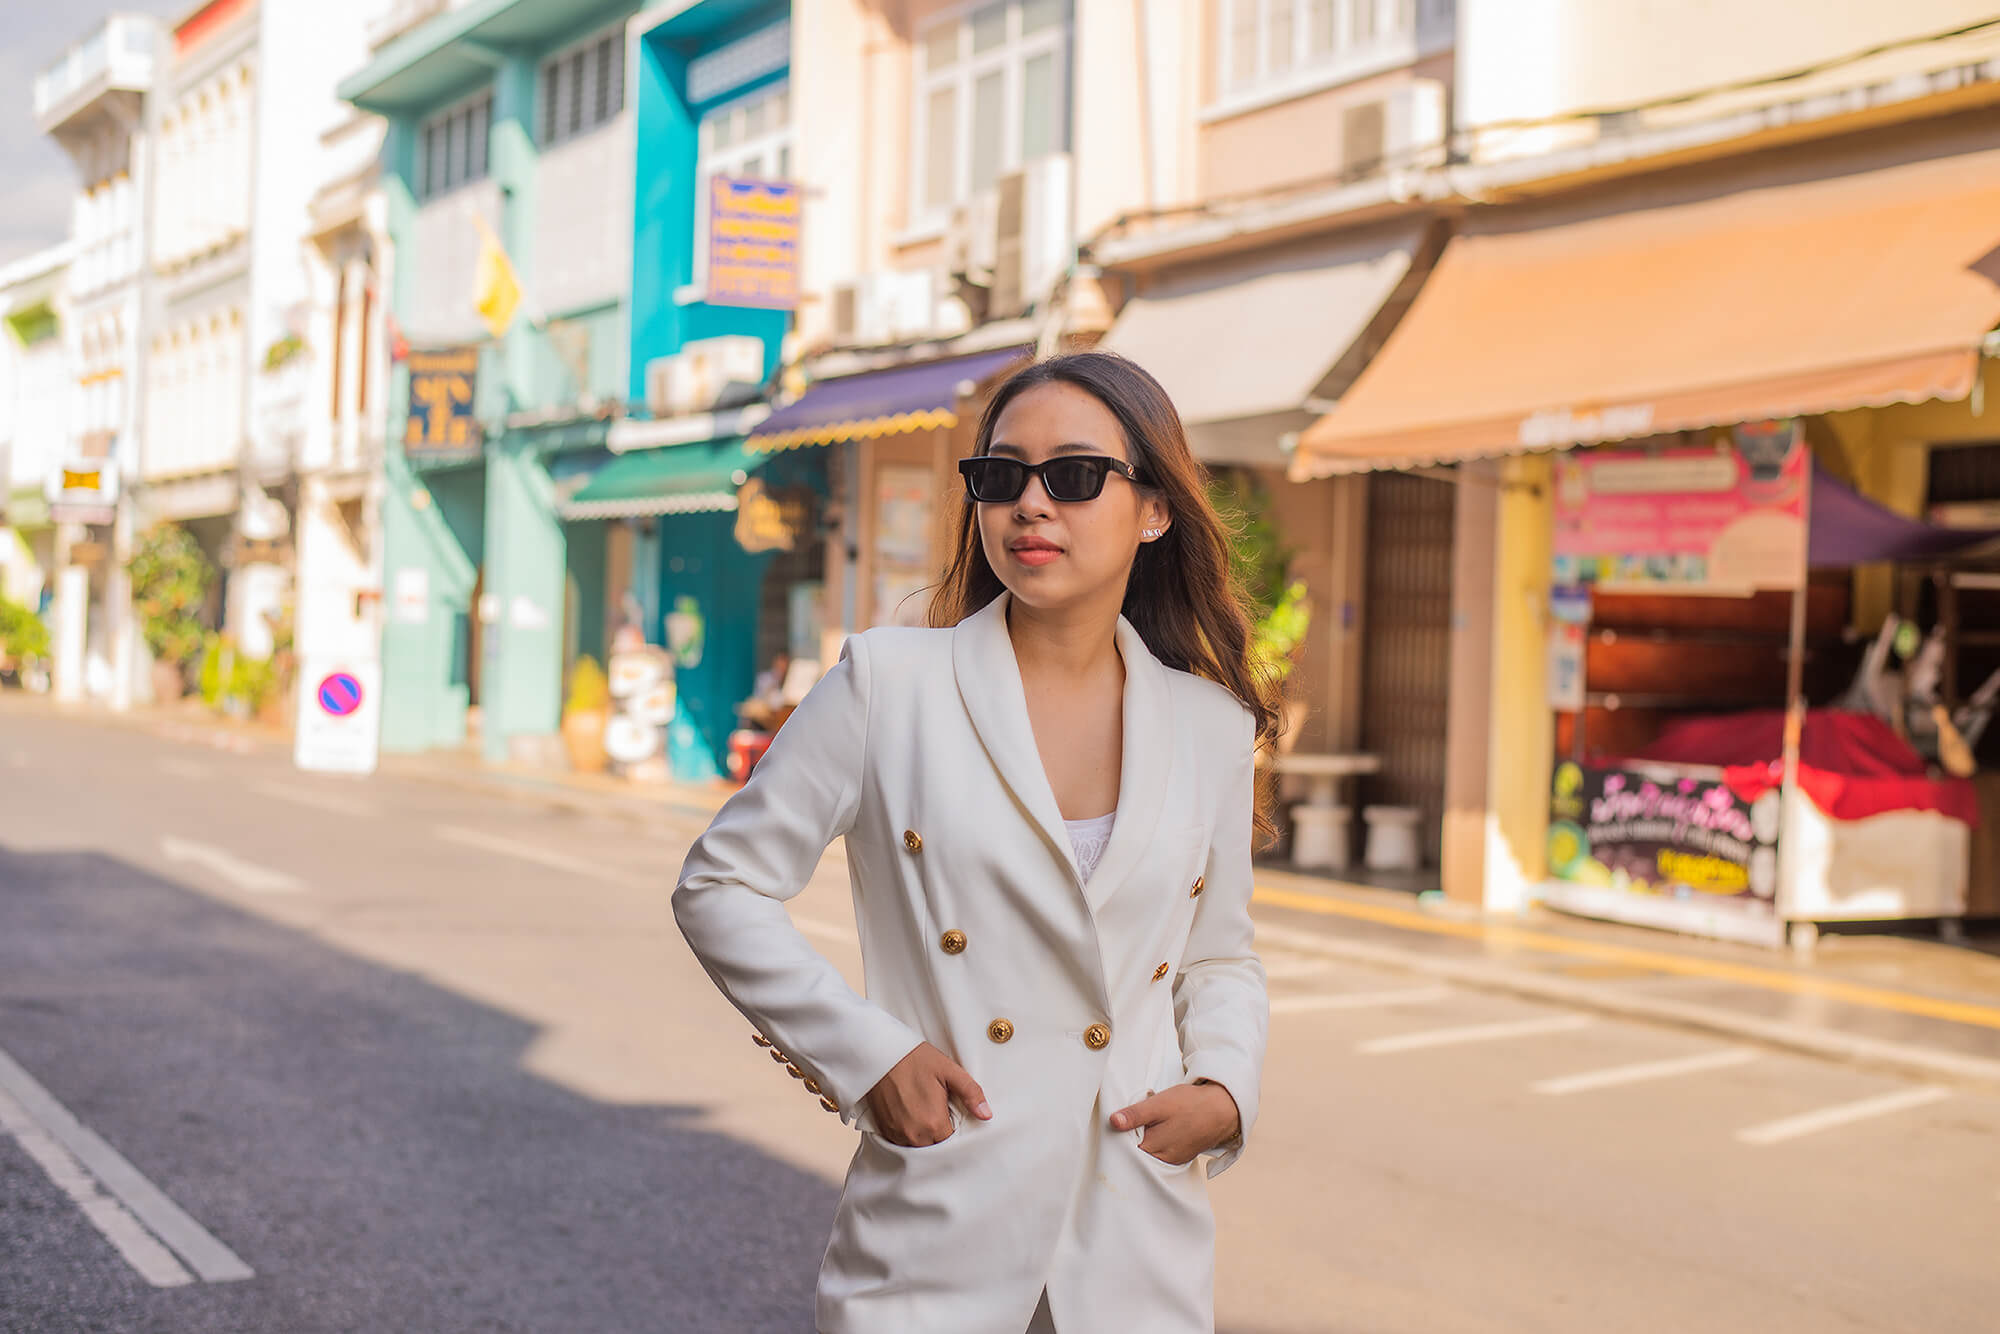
[471,213,522,339]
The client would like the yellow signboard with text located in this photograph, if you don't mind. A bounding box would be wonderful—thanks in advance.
[707,177,801,311]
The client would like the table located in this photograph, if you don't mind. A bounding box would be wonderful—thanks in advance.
[1264,751,1381,870]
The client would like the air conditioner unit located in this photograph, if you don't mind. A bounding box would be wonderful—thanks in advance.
[946,191,1001,290]
[826,270,960,348]
[644,334,765,418]
[987,153,1072,319]
[1342,79,1448,178]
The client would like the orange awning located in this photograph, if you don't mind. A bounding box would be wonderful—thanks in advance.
[1293,146,2000,477]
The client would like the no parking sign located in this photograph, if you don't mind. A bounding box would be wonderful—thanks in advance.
[294,659,381,775]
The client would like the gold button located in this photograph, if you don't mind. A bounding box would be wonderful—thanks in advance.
[804,1077,821,1095]
[786,1064,805,1079]
[819,1096,840,1113]
[903,829,923,853]
[1083,1022,1111,1050]
[1152,962,1170,982]
[940,929,967,955]
[769,1048,790,1065]
[751,1033,772,1047]
[987,1018,1015,1044]
[1190,875,1205,898]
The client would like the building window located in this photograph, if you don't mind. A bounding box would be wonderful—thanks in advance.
[539,26,625,148]
[694,79,793,289]
[1216,0,1440,102]
[913,0,1070,220]
[417,91,492,201]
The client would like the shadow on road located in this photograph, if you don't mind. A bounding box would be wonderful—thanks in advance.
[0,842,835,1333]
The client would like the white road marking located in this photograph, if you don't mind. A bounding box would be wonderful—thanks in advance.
[1735,1086,1951,1146]
[1533,1047,1760,1096]
[1260,951,1337,981]
[793,916,860,945]
[160,836,306,895]
[158,758,211,780]
[1270,986,1453,1015]
[250,779,374,818]
[0,1045,252,1284]
[0,1084,193,1287]
[433,825,647,887]
[1359,1013,1592,1054]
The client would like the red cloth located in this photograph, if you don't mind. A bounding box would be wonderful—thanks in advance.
[1612,709,1979,826]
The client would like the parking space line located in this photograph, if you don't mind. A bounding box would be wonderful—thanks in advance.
[1270,986,1452,1015]
[1251,885,2000,1033]
[1359,1014,1591,1054]
[1735,1086,1950,1146]
[1534,1048,1759,1096]
[0,1045,252,1284]
[434,825,648,887]
[250,779,375,818]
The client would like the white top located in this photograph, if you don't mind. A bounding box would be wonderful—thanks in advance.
[1064,812,1116,883]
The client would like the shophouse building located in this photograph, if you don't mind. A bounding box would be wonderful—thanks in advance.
[0,245,76,624]
[33,13,164,706]
[340,0,648,765]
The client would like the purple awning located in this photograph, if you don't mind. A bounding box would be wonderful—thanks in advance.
[1809,464,2000,566]
[747,346,1031,453]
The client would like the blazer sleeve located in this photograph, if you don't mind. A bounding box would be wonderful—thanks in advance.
[672,634,924,1124]
[1174,705,1269,1178]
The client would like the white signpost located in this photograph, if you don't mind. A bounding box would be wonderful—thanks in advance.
[294,659,382,775]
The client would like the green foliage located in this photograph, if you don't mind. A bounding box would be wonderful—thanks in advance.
[198,633,228,707]
[227,653,277,712]
[0,595,51,663]
[566,655,610,714]
[262,332,305,372]
[130,523,214,667]
[1207,471,1314,684]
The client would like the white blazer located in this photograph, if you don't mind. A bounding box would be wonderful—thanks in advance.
[674,592,1269,1334]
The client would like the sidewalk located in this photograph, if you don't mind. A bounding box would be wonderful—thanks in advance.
[12,687,2000,1092]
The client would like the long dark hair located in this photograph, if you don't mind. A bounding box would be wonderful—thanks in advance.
[929,352,1280,834]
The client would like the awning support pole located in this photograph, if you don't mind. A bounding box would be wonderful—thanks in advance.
[1777,429,1814,933]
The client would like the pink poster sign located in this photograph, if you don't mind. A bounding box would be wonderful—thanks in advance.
[1550,420,1806,593]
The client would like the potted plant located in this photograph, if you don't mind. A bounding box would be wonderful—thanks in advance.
[1208,473,1315,745]
[130,523,214,703]
[0,595,51,688]
[562,655,611,774]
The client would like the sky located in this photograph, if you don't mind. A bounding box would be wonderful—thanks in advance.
[0,0,188,269]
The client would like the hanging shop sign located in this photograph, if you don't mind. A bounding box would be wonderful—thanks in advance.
[733,477,808,554]
[45,458,119,526]
[707,177,801,310]
[1548,761,1780,916]
[1550,419,1806,594]
[404,346,482,459]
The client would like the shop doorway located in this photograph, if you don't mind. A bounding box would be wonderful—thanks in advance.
[1359,471,1455,876]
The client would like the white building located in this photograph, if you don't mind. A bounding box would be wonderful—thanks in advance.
[32,11,163,706]
[0,245,76,621]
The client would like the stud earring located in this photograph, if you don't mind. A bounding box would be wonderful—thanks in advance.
[1142,527,1163,539]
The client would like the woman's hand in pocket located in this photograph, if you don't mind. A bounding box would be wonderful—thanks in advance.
[865,1043,992,1147]
[1109,1080,1241,1165]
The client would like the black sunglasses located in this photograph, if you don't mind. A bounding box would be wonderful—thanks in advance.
[958,454,1148,504]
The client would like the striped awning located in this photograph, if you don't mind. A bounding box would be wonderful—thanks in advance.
[557,439,757,521]
[747,346,1031,453]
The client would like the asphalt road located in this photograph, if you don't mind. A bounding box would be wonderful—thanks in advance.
[1,701,1995,1333]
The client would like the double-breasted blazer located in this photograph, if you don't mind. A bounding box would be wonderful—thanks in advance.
[673,592,1269,1334]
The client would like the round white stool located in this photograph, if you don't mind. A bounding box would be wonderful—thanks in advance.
[1362,806,1422,871]
[1288,804,1351,871]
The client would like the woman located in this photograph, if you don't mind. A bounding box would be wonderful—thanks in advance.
[674,352,1274,1333]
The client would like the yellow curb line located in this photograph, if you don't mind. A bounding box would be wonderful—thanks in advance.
[1251,885,2000,1034]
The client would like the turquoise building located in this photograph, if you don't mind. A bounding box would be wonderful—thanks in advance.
[339,0,802,773]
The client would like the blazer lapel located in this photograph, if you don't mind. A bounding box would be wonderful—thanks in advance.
[1081,614,1173,912]
[952,594,1081,882]
[950,594,1177,910]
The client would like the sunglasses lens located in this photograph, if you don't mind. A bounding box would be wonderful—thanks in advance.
[964,458,1025,502]
[1043,458,1108,502]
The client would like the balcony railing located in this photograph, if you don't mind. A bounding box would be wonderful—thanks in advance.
[366,0,451,51]
[33,15,154,125]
